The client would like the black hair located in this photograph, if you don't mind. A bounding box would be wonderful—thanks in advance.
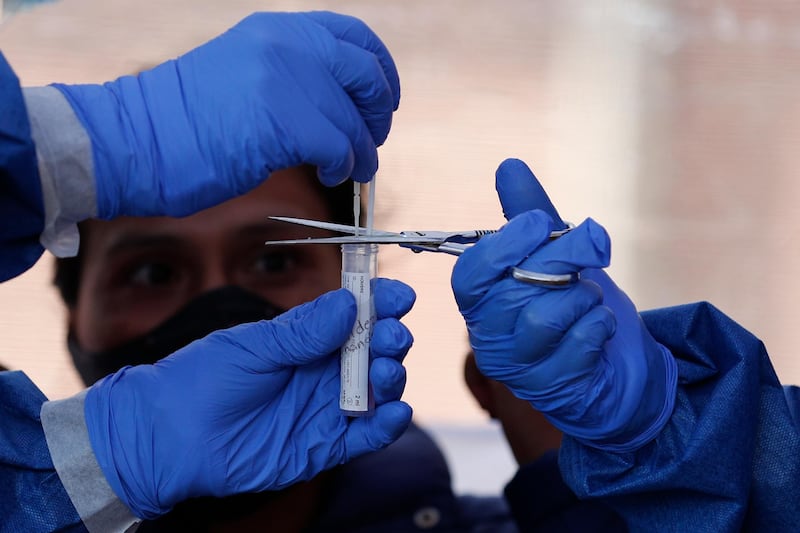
[53,168,358,307]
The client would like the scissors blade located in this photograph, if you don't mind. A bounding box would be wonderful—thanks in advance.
[267,216,510,250]
[265,235,447,246]
[268,216,398,237]
[266,216,445,246]
[266,216,459,246]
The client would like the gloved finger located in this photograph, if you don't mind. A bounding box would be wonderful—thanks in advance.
[582,268,639,317]
[516,217,610,276]
[370,357,407,404]
[370,319,413,361]
[452,209,554,312]
[510,279,604,362]
[344,401,412,458]
[374,278,416,319]
[326,40,394,162]
[495,158,567,227]
[238,289,355,370]
[305,87,375,185]
[304,11,401,112]
[341,102,379,184]
[512,305,616,393]
[262,58,374,185]
[279,94,356,187]
[297,38,390,183]
[301,21,395,183]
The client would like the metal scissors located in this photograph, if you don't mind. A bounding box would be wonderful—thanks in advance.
[265,216,579,287]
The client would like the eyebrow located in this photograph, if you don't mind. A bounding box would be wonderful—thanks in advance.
[103,233,188,258]
[100,220,336,258]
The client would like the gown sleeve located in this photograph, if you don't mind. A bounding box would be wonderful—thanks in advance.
[0,51,46,282]
[559,301,800,532]
[0,370,85,532]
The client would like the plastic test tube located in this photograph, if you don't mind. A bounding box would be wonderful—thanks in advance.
[340,242,377,416]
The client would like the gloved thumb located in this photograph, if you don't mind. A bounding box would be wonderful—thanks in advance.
[495,158,567,228]
[218,289,356,371]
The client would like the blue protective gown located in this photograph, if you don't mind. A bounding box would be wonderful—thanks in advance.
[0,52,46,283]
[505,450,626,532]
[0,51,86,531]
[561,302,800,532]
[0,372,85,531]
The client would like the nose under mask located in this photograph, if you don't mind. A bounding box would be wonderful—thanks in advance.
[68,285,286,386]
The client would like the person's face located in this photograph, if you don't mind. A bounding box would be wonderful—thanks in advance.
[70,167,342,352]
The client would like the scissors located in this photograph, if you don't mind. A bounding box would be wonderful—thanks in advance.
[265,216,579,287]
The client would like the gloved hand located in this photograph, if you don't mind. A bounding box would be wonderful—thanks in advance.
[452,158,677,453]
[54,11,399,219]
[84,278,415,519]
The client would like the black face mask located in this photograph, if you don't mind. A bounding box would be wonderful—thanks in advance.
[68,285,286,386]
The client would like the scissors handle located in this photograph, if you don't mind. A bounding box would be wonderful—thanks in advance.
[511,267,579,288]
[401,242,470,255]
[402,226,579,288]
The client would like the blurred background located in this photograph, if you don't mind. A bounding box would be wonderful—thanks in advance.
[2,0,800,495]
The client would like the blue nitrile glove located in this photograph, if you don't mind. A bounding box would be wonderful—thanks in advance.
[452,158,677,453]
[54,11,399,219]
[84,278,415,520]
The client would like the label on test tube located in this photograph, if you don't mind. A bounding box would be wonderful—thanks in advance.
[340,244,377,416]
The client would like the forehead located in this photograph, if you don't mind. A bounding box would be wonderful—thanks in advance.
[81,168,332,257]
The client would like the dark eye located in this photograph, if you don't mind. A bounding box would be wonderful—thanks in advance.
[127,262,176,286]
[252,250,298,274]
